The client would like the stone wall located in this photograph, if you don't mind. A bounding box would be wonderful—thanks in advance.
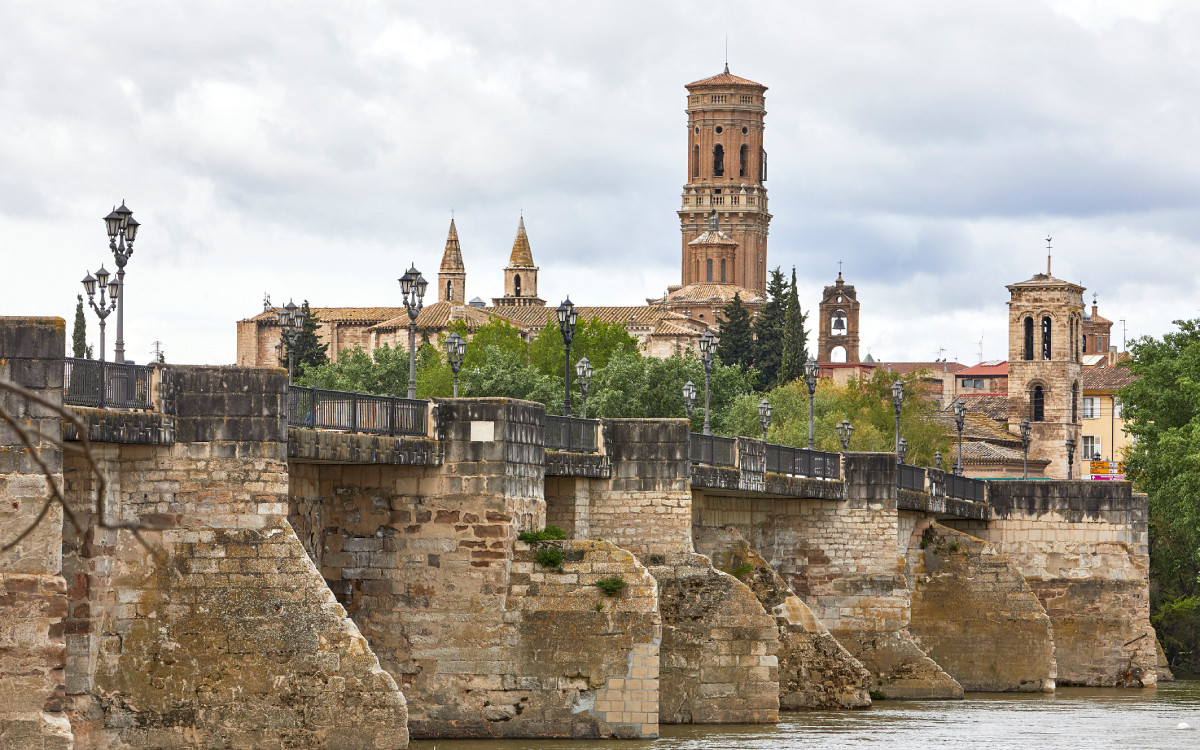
[907,522,1056,692]
[949,480,1157,687]
[0,317,73,749]
[59,365,407,749]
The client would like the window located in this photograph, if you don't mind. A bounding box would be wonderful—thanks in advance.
[713,144,725,176]
[760,148,767,181]
[1114,399,1123,419]
[514,274,521,297]
[693,145,700,178]
[740,144,749,177]
[1082,435,1102,461]
[1082,333,1087,353]
[720,259,726,282]
[706,259,713,282]
[741,125,749,134]
[1082,397,1097,419]
[831,311,847,336]
[715,125,724,134]
[1024,317,1034,360]
[1071,382,1079,422]
[961,378,984,389]
[446,280,452,300]
[1042,316,1052,360]
[1032,385,1045,422]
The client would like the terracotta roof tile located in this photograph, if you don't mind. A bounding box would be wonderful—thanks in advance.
[247,307,403,324]
[934,411,1019,444]
[656,284,766,304]
[878,362,966,376]
[370,301,495,332]
[1082,362,1137,391]
[687,68,766,89]
[957,361,1008,377]
[955,393,1011,421]
[687,230,738,246]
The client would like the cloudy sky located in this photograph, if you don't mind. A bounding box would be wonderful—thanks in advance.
[3,0,1197,365]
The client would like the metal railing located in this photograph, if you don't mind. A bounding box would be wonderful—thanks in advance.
[898,464,927,492]
[764,442,842,480]
[689,433,737,467]
[287,386,428,437]
[544,415,600,452]
[946,473,986,504]
[63,358,151,410]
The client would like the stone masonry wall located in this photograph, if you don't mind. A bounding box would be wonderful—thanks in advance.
[0,317,73,749]
[949,480,1157,687]
[61,366,407,749]
[907,522,1056,692]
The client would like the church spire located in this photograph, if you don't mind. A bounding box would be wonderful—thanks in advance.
[437,217,467,304]
[493,214,544,308]
[440,218,465,273]
[508,214,535,268]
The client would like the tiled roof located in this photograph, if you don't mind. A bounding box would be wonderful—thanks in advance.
[960,441,1049,464]
[955,393,1011,421]
[247,307,403,324]
[957,361,1008,377]
[484,305,690,330]
[1006,274,1085,291]
[688,230,737,246]
[687,67,766,89]
[656,283,766,304]
[878,362,966,376]
[370,301,496,332]
[440,218,465,273]
[1083,361,1137,391]
[507,216,535,268]
[934,411,1019,445]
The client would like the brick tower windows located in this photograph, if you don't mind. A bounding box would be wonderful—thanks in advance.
[816,273,860,364]
[740,144,749,177]
[693,145,699,178]
[1042,316,1052,360]
[1024,317,1034,360]
[706,259,713,282]
[713,144,724,177]
[1032,385,1045,421]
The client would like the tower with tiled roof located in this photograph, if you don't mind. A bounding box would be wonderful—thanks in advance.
[678,64,770,293]
[493,216,545,308]
[438,218,466,305]
[817,272,861,364]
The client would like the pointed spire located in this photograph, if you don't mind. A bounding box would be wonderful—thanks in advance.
[440,218,465,273]
[508,215,535,268]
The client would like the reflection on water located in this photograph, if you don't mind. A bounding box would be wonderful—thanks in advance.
[410,681,1200,750]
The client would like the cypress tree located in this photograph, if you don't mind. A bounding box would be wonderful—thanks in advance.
[753,268,788,386]
[72,295,89,358]
[716,293,755,370]
[779,267,809,385]
[283,301,330,372]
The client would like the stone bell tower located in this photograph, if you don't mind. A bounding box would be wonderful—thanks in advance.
[817,272,860,363]
[492,216,545,308]
[438,218,466,305]
[1006,249,1084,479]
[678,65,771,293]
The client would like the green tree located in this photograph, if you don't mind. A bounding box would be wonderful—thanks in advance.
[778,268,808,386]
[529,317,640,379]
[284,301,330,375]
[463,317,528,370]
[1118,319,1200,672]
[72,295,92,359]
[716,293,755,371]
[753,268,788,387]
[461,345,563,412]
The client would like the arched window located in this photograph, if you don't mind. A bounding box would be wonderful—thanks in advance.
[720,259,726,282]
[830,346,847,363]
[694,259,699,281]
[1071,382,1079,423]
[739,144,749,177]
[1082,332,1087,354]
[514,274,522,297]
[1032,385,1045,422]
[1024,317,1034,360]
[760,148,767,181]
[446,280,453,301]
[713,144,724,177]
[832,311,847,336]
[706,258,713,282]
[693,145,699,178]
[1042,316,1052,360]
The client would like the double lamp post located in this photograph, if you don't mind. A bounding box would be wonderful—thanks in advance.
[81,202,140,363]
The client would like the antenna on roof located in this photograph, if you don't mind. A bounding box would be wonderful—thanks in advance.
[724,36,729,73]
[977,331,984,365]
[263,292,271,312]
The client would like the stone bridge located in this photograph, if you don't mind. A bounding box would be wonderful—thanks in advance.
[0,317,1162,749]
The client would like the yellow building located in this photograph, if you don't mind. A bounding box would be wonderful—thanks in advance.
[1080,352,1135,470]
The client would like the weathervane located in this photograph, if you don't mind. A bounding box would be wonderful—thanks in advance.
[1046,234,1053,275]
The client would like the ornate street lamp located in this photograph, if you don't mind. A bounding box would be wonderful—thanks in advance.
[934,450,943,470]
[399,264,428,399]
[897,438,908,466]
[682,380,697,421]
[1065,436,1076,480]
[804,357,821,450]
[556,297,579,418]
[81,266,119,362]
[952,398,967,476]
[891,380,905,456]
[698,331,717,435]
[836,420,854,450]
[103,202,139,363]
[758,399,773,442]
[277,299,303,383]
[1019,419,1031,480]
[576,356,594,418]
[445,332,466,397]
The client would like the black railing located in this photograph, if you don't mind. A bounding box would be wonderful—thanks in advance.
[689,433,737,467]
[287,386,428,437]
[764,442,842,479]
[946,473,986,504]
[898,464,926,492]
[544,415,600,452]
[63,358,151,410]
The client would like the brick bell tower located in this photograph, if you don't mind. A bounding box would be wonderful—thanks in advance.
[817,272,860,363]
[678,65,771,294]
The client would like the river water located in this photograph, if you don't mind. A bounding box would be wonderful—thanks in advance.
[410,680,1200,750]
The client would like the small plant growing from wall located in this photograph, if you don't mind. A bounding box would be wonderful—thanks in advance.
[518,525,568,543]
[731,563,755,580]
[535,547,565,569]
[594,575,627,596]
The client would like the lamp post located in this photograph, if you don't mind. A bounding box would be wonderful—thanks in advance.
[445,332,466,397]
[277,300,303,383]
[398,264,428,399]
[836,420,854,450]
[81,267,119,362]
[698,331,717,435]
[804,357,821,450]
[953,398,966,476]
[1065,436,1076,480]
[758,399,772,442]
[556,297,578,418]
[103,202,139,363]
[682,381,697,421]
[891,380,905,456]
[576,356,593,419]
[1019,419,1031,480]
[898,438,908,465]
[935,450,943,470]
